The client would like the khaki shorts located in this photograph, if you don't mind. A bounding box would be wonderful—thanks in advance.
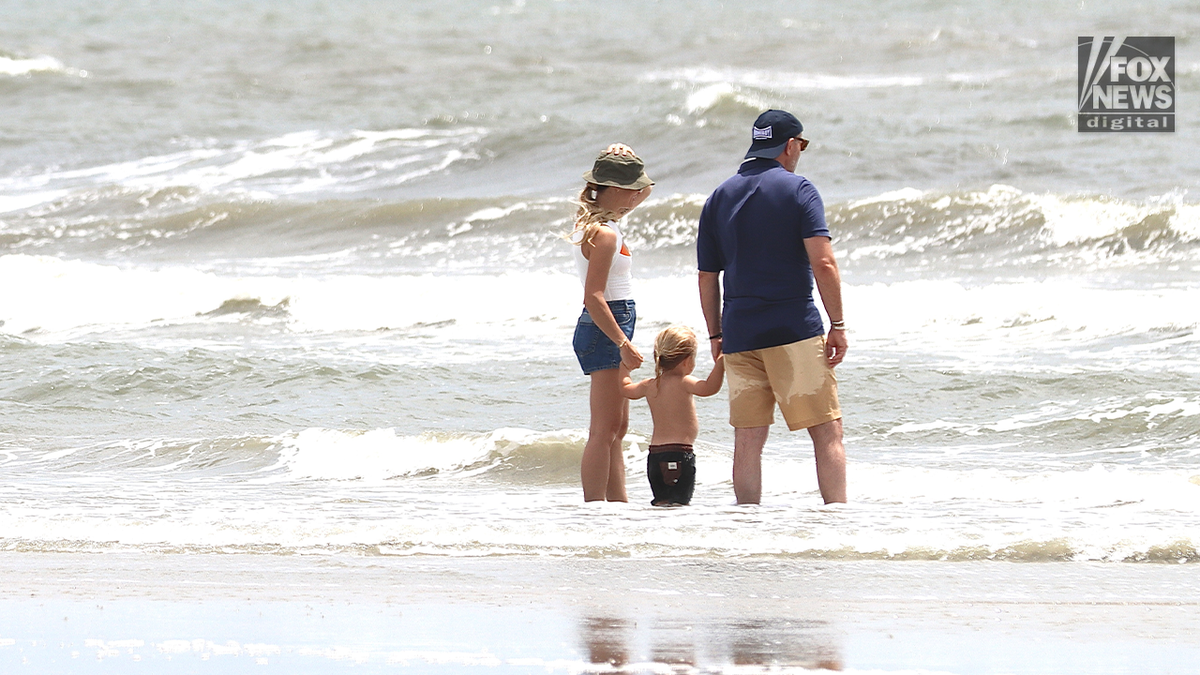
[725,335,841,431]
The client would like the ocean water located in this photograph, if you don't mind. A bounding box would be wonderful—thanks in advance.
[2,0,1200,582]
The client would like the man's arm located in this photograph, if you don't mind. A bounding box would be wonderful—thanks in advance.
[698,271,722,360]
[804,236,847,368]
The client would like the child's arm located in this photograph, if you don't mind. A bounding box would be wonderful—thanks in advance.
[619,363,651,400]
[686,354,725,397]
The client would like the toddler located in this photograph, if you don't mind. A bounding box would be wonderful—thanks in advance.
[619,326,724,506]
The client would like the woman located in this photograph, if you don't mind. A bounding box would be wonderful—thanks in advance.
[570,144,653,502]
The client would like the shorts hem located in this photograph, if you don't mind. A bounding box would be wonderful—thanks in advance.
[783,411,842,432]
[729,415,774,429]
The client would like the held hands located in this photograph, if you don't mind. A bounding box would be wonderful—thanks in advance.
[618,339,643,370]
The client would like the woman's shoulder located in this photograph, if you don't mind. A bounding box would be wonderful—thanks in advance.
[586,224,618,248]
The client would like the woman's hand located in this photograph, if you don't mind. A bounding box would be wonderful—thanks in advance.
[619,340,643,370]
[605,143,635,157]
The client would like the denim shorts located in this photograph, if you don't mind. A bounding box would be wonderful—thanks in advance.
[573,299,636,375]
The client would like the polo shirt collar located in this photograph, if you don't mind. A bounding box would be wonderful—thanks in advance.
[738,157,783,173]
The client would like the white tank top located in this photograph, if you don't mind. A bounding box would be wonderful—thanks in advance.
[573,219,633,301]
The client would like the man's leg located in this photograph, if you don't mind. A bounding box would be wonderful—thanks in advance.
[807,418,846,504]
[733,426,769,504]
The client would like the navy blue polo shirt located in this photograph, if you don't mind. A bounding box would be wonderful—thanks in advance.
[696,158,829,354]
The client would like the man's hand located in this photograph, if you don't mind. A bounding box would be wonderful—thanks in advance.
[826,329,847,368]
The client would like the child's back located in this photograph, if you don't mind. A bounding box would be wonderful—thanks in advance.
[620,326,724,506]
[641,370,701,446]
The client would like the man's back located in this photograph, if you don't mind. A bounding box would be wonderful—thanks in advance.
[697,158,829,353]
[697,108,847,505]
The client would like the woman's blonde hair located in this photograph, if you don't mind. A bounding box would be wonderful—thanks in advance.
[654,325,698,379]
[567,183,623,248]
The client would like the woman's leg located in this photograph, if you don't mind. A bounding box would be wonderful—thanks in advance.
[581,368,629,502]
[605,393,629,502]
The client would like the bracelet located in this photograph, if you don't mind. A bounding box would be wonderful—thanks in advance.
[617,339,630,350]
[708,333,722,340]
[830,320,846,331]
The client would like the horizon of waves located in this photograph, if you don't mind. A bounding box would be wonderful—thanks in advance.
[3,185,1198,275]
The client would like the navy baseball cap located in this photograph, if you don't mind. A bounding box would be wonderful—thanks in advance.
[745,109,804,160]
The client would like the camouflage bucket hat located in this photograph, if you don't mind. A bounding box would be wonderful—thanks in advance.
[583,151,654,190]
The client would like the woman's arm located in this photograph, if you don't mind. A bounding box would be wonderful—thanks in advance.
[582,228,643,369]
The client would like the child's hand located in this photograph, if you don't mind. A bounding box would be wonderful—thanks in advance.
[690,353,725,397]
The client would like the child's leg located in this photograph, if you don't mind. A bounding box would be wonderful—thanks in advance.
[646,453,667,505]
[670,451,697,505]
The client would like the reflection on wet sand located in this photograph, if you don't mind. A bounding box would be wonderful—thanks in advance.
[648,619,698,668]
[580,616,635,669]
[726,618,841,670]
[579,613,841,671]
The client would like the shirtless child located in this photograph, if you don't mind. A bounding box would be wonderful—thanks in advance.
[619,326,725,506]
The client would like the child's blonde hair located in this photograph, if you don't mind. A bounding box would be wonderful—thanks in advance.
[654,325,698,379]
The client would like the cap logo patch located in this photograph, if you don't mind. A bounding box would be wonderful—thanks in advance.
[751,126,773,140]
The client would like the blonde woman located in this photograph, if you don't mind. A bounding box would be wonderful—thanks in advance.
[570,144,652,502]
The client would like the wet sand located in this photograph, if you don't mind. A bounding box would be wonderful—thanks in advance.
[1,553,1198,673]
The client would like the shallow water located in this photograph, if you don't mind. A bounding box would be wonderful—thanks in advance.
[2,554,1198,673]
[2,1,1199,567]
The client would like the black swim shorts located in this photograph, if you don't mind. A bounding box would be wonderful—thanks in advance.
[646,443,696,506]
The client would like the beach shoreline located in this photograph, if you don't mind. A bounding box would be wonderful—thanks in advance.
[4,1,1200,673]
[2,552,1197,673]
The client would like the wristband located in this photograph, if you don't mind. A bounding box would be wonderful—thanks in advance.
[830,320,846,331]
[708,333,722,340]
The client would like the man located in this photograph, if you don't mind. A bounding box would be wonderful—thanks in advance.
[696,109,847,505]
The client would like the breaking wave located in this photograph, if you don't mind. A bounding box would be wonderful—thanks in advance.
[5,182,1197,275]
[0,126,485,208]
[831,185,1200,272]
[0,51,87,78]
[2,429,1198,562]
